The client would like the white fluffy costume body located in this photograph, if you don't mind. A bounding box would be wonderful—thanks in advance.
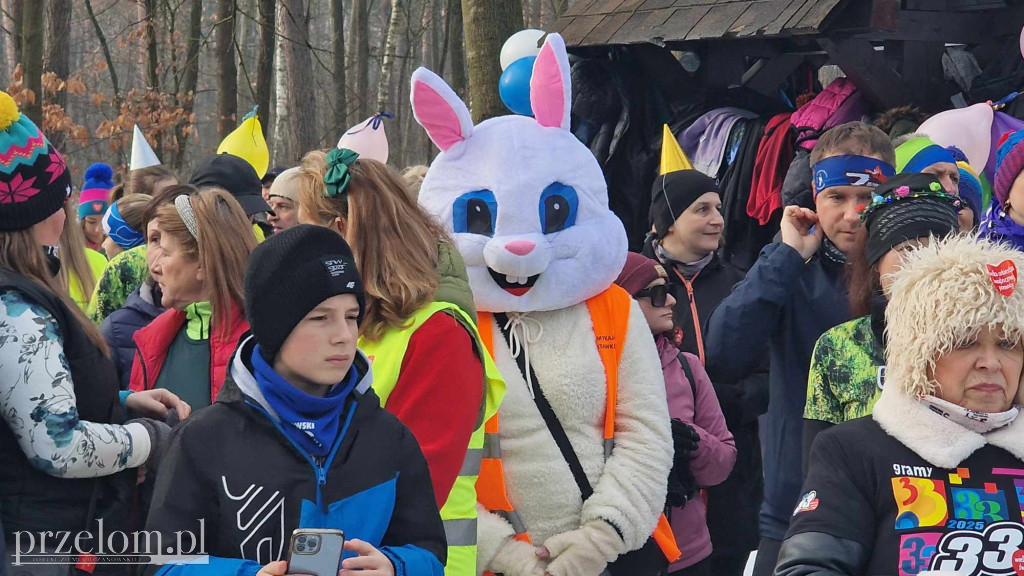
[411,34,672,576]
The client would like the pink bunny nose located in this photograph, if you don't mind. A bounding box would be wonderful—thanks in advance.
[505,240,536,256]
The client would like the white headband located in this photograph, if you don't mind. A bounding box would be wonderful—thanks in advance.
[174,195,199,240]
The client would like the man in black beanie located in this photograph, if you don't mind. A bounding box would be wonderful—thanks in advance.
[144,224,448,576]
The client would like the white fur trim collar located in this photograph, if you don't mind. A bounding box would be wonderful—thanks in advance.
[872,383,1024,468]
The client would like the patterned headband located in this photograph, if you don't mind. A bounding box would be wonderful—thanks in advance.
[174,194,199,240]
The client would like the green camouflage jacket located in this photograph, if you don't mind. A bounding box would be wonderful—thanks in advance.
[88,245,149,325]
[804,315,885,424]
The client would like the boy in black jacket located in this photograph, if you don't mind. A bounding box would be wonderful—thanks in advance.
[144,225,445,576]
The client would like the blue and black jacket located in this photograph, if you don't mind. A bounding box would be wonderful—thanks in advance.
[704,241,849,542]
[143,336,446,576]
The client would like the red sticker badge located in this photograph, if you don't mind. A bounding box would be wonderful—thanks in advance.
[1012,548,1024,575]
[988,260,1018,297]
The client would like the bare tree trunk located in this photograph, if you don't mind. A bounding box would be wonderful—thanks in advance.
[21,0,44,127]
[420,0,436,162]
[446,0,467,101]
[83,0,122,113]
[349,0,369,119]
[377,0,406,114]
[331,0,347,130]
[273,29,290,163]
[529,0,541,29]
[461,0,521,122]
[280,0,316,159]
[45,0,71,150]
[142,0,160,89]
[254,0,274,138]
[215,0,238,140]
[4,0,23,76]
[172,0,202,169]
[550,0,566,23]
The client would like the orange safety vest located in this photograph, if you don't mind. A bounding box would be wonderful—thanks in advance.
[475,286,682,569]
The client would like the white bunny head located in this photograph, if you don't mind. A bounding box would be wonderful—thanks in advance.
[412,33,627,313]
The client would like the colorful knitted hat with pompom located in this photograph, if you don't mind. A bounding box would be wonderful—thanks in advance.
[78,162,114,218]
[995,130,1024,205]
[0,91,72,231]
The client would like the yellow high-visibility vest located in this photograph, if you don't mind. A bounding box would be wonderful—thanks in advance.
[359,301,505,576]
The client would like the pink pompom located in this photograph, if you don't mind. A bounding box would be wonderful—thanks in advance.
[895,185,911,197]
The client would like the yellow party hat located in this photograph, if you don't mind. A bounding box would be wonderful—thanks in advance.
[660,124,692,176]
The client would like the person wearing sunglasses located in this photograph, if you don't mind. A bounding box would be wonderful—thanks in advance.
[615,252,735,576]
[644,134,769,576]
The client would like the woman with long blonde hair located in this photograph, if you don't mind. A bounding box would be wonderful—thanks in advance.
[0,92,186,563]
[129,186,257,411]
[297,149,503,576]
[57,201,108,311]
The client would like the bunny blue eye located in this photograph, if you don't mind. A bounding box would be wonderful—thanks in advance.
[539,183,578,234]
[453,190,497,237]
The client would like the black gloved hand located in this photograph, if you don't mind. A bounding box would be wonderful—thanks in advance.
[127,418,172,472]
[671,418,700,465]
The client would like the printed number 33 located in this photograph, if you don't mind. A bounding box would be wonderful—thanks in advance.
[933,524,1023,575]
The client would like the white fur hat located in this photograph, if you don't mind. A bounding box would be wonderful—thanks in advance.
[885,235,1024,398]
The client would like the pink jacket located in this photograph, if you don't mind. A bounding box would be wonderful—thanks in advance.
[659,337,736,570]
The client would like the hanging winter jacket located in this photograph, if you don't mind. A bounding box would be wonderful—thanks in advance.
[781,149,813,211]
[790,78,865,151]
[748,113,795,225]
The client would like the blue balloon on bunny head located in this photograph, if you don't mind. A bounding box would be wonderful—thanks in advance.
[499,56,536,116]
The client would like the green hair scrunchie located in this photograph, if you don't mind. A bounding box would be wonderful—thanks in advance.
[324,148,360,198]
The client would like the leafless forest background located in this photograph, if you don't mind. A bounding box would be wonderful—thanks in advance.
[0,0,575,178]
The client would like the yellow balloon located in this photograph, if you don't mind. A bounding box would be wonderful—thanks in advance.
[218,106,269,178]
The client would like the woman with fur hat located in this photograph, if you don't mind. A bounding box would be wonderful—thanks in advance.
[803,173,962,460]
[615,252,735,576]
[777,235,1024,576]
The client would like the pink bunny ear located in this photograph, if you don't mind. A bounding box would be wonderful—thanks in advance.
[530,33,571,130]
[411,67,474,152]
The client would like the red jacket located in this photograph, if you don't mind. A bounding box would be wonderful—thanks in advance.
[129,304,249,402]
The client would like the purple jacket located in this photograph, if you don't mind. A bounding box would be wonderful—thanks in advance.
[659,337,737,570]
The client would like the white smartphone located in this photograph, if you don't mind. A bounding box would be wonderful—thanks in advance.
[286,528,345,576]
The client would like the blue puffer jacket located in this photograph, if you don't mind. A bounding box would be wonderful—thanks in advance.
[704,241,849,542]
[100,281,164,390]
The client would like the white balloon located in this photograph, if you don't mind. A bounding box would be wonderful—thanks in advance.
[500,29,546,71]
[918,103,994,172]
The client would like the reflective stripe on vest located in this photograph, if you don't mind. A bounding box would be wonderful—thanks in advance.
[476,285,682,565]
[359,301,506,576]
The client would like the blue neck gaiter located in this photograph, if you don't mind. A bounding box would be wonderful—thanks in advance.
[251,344,359,457]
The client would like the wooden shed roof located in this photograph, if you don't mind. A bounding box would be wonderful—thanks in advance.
[557,0,851,47]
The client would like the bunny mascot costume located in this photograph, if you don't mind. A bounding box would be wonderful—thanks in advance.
[411,34,675,576]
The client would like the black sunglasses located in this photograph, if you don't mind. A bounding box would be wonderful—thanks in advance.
[636,284,669,308]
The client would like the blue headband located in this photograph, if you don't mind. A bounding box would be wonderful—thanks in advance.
[102,201,146,250]
[901,144,956,175]
[812,155,896,195]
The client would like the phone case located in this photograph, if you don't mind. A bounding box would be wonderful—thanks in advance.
[287,529,345,576]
